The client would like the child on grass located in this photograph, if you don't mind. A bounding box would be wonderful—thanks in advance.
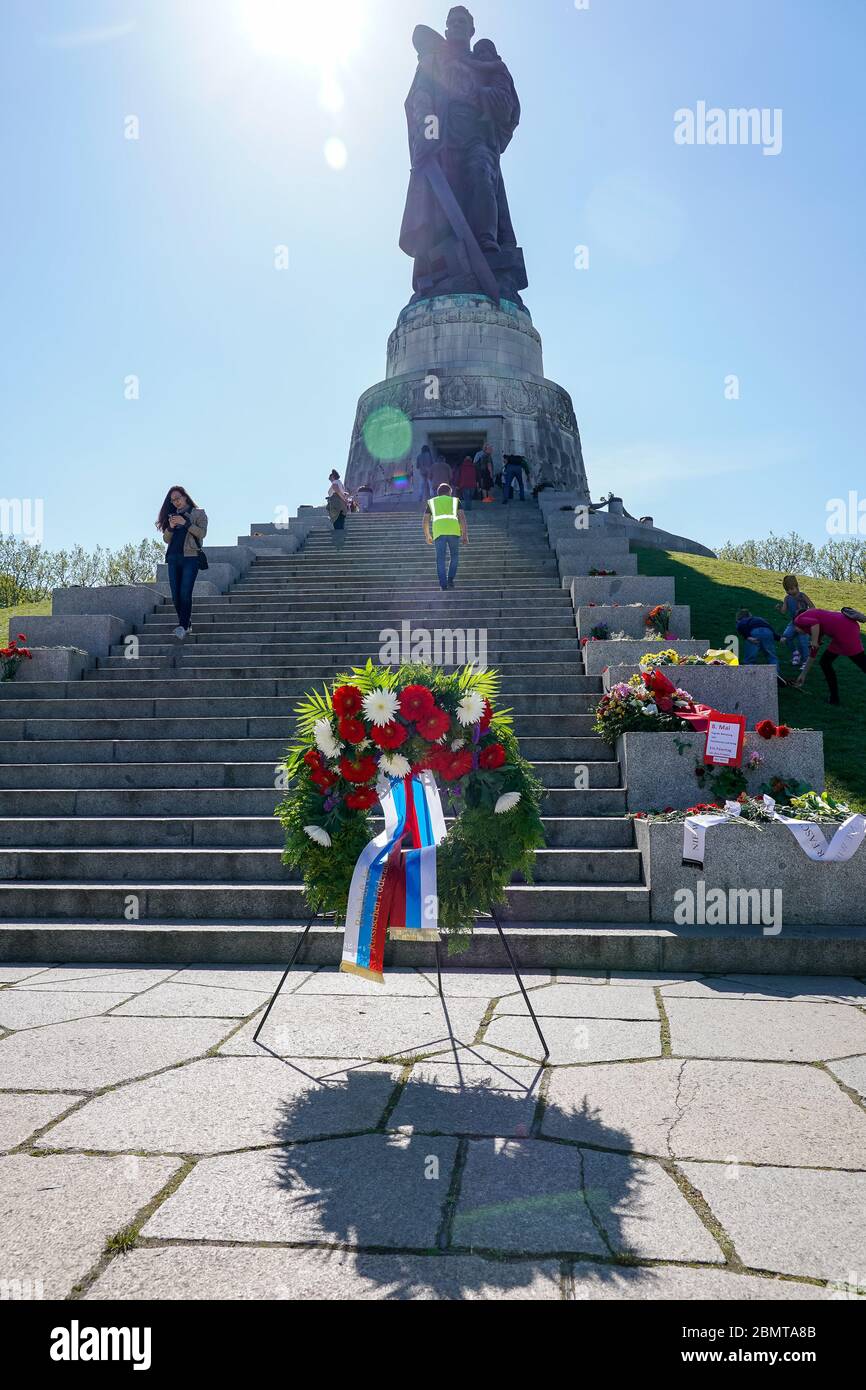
[777,575,813,667]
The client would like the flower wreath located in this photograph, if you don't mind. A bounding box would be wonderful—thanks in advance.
[277,661,545,956]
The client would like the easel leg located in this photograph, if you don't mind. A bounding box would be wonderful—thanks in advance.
[253,914,316,1046]
[491,909,550,1060]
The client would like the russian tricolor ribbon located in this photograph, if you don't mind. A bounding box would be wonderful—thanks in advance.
[341,771,447,983]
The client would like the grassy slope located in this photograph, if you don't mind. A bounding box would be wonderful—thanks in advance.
[1,600,51,648]
[634,549,866,811]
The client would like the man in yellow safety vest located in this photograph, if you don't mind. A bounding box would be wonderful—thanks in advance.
[423,483,470,590]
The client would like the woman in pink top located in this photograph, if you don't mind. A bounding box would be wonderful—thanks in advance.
[793,607,866,704]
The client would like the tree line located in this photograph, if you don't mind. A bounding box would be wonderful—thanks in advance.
[0,536,164,608]
[716,532,866,584]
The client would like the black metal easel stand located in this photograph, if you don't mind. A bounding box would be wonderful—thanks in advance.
[254,909,550,1059]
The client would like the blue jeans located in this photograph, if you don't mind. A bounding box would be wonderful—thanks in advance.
[166,554,199,630]
[741,628,779,666]
[502,466,525,503]
[782,622,810,662]
[461,487,474,510]
[435,535,460,588]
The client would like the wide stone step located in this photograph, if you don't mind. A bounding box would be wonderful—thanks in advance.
[8,919,865,970]
[0,814,635,849]
[0,845,641,886]
[0,715,604,745]
[92,648,584,670]
[79,660,587,683]
[0,754,619,788]
[0,881,650,922]
[0,787,628,820]
[0,680,601,715]
[146,601,575,621]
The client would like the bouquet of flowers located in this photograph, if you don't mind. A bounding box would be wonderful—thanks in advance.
[588,568,618,577]
[777,790,852,821]
[0,633,33,681]
[594,673,697,745]
[644,604,673,638]
[639,648,681,670]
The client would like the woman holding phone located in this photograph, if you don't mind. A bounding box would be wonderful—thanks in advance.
[156,485,208,640]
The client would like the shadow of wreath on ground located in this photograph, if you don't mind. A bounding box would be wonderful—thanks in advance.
[269,1059,656,1300]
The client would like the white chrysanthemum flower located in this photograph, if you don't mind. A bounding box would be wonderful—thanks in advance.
[303,824,332,847]
[495,792,521,815]
[456,691,485,726]
[313,718,340,760]
[363,688,399,726]
[450,738,466,752]
[379,753,412,779]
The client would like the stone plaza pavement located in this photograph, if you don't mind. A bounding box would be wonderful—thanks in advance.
[1,962,866,1302]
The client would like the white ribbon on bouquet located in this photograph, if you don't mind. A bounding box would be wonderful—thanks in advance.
[683,796,866,868]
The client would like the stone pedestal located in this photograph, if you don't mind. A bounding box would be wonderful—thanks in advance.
[345,294,588,498]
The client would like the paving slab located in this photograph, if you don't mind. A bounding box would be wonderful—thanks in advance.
[666,997,866,1061]
[544,1059,866,1165]
[570,1262,828,1301]
[16,966,180,994]
[485,1014,660,1064]
[173,966,304,992]
[681,1162,866,1281]
[85,1245,563,1300]
[0,966,50,983]
[663,975,866,1004]
[454,1139,722,1262]
[0,990,129,1029]
[39,1058,400,1154]
[826,1055,866,1100]
[390,1061,540,1136]
[608,973,707,988]
[0,1153,179,1298]
[0,1016,235,1090]
[143,1136,459,1247]
[0,1092,79,1149]
[110,982,270,1018]
[496,983,659,1020]
[295,968,438,997]
[418,969,556,997]
[220,995,488,1059]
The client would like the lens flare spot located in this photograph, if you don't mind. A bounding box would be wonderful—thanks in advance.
[363,407,413,463]
[324,136,348,170]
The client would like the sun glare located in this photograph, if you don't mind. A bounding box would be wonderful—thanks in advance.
[236,0,366,67]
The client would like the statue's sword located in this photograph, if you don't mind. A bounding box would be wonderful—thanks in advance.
[422,158,501,306]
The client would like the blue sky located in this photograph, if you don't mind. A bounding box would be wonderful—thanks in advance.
[2,0,864,551]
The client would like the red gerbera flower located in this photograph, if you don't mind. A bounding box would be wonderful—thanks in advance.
[480,699,493,731]
[755,719,776,740]
[416,706,451,741]
[338,716,366,745]
[303,749,324,770]
[312,768,337,792]
[340,754,378,785]
[398,684,435,721]
[370,720,408,751]
[346,787,379,811]
[479,742,506,770]
[776,724,791,738]
[440,748,473,782]
[332,684,363,717]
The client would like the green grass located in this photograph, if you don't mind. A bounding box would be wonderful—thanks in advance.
[1,600,51,648]
[634,549,866,812]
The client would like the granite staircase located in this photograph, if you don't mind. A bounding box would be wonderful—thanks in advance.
[0,502,653,963]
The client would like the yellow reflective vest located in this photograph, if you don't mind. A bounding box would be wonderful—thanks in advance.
[428,495,461,538]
